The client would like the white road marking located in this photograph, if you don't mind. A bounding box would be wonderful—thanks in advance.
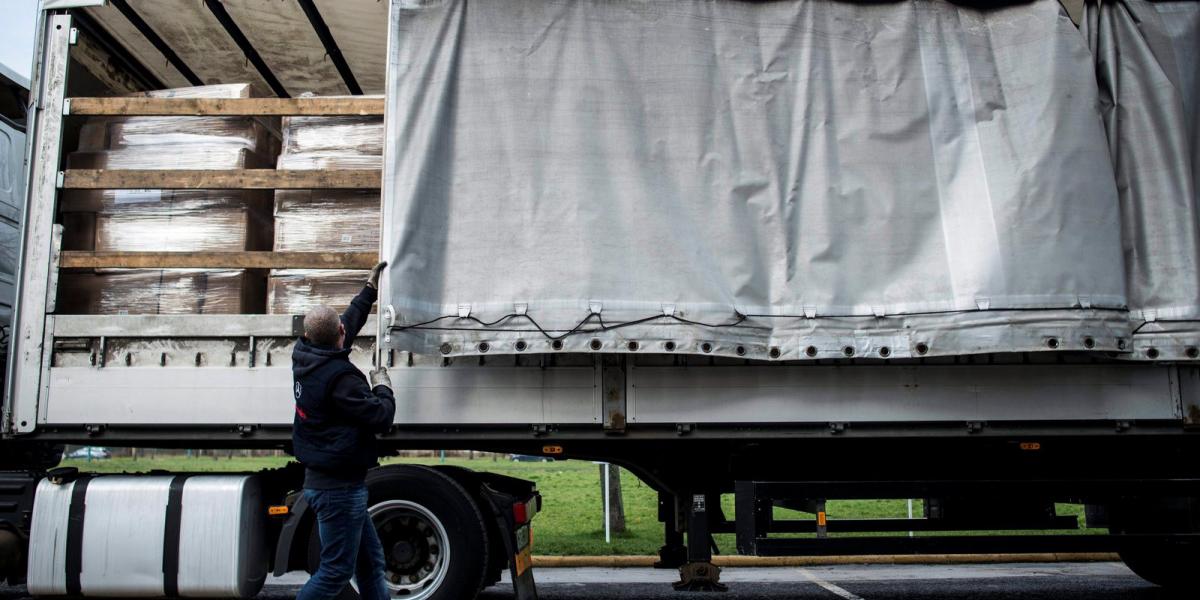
[800,568,866,600]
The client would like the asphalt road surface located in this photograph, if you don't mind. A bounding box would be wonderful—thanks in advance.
[2,562,1189,599]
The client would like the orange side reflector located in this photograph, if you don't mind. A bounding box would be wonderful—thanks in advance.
[817,511,827,527]
[268,505,289,516]
[542,445,564,455]
[1019,442,1042,451]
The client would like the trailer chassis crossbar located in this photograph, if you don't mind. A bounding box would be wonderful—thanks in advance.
[732,480,1200,557]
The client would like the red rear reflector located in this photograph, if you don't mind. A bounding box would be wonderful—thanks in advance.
[513,502,528,524]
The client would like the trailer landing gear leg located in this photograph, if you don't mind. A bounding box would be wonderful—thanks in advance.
[673,493,726,592]
[655,493,687,569]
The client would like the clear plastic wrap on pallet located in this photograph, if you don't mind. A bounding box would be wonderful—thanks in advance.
[277,111,383,170]
[273,191,378,252]
[268,270,370,315]
[66,146,273,171]
[134,83,252,99]
[60,189,272,252]
[57,270,264,315]
[77,117,277,154]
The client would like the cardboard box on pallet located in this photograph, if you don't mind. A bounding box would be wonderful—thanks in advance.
[268,110,382,314]
[56,84,278,315]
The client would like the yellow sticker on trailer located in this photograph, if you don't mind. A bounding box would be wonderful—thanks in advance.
[514,547,533,576]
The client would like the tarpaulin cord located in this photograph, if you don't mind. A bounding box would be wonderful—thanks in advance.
[392,312,755,341]
[391,306,1132,341]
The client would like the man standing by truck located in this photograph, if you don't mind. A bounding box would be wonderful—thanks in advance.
[291,262,395,600]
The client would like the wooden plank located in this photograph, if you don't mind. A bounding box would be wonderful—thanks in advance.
[61,169,380,189]
[59,251,378,270]
[66,96,384,116]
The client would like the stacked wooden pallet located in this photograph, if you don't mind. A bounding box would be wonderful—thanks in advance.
[55,91,383,315]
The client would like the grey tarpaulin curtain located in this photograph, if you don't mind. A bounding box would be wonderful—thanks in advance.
[1083,0,1200,359]
[380,0,1194,360]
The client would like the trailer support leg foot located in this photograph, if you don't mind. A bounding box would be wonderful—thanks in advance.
[673,562,727,592]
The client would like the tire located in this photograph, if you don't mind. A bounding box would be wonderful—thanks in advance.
[1110,497,1200,591]
[1119,540,1200,591]
[429,466,507,591]
[365,465,491,600]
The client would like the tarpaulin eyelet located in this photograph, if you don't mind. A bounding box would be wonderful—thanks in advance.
[768,347,781,359]
[551,340,564,351]
[1083,337,1096,349]
[879,346,891,358]
[805,346,818,358]
[1146,347,1160,359]
[1186,347,1199,359]
[1046,337,1060,349]
[477,342,490,353]
[842,346,855,358]
[439,343,453,355]
[590,339,602,351]
[735,346,746,356]
[515,340,528,352]
[627,341,639,351]
[664,341,677,352]
[701,342,713,353]
[915,342,930,355]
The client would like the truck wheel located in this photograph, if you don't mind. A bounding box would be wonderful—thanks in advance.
[1118,540,1200,590]
[366,466,490,600]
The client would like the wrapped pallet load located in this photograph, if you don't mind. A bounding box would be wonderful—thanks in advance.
[268,105,382,314]
[57,84,278,314]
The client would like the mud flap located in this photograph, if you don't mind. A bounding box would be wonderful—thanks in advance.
[478,483,539,600]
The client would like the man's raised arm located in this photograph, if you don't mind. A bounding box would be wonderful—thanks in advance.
[340,261,387,348]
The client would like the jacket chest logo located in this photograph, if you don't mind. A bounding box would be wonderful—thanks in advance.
[294,381,303,400]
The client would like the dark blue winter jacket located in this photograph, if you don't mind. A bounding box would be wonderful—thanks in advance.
[290,285,395,488]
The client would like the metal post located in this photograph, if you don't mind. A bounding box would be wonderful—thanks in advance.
[908,498,915,538]
[603,462,611,544]
[6,11,73,434]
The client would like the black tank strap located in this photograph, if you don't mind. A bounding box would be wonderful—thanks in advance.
[162,474,191,597]
[64,475,93,596]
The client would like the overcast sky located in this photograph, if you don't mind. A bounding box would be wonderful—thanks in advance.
[0,1,38,80]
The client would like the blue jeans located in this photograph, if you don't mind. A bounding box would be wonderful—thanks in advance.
[297,485,389,600]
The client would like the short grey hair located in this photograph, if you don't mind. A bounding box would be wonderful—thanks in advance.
[303,305,341,347]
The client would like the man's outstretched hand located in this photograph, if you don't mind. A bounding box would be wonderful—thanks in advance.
[366,261,388,289]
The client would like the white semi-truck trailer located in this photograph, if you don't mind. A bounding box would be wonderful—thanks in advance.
[2,0,1200,598]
